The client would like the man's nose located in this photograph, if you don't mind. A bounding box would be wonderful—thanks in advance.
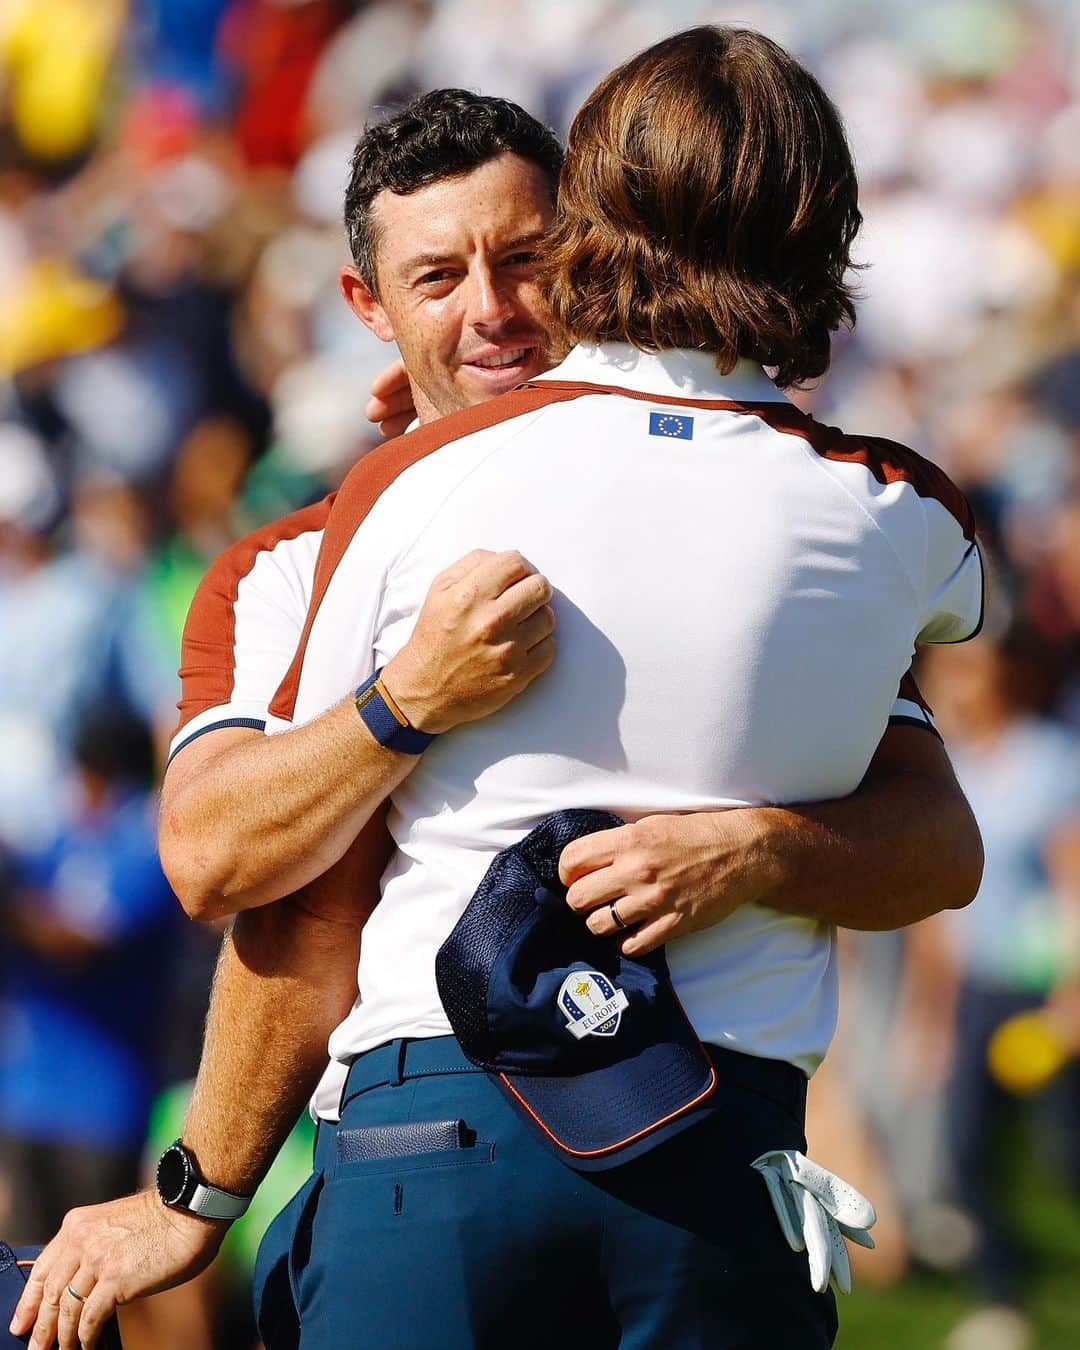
[466,264,514,329]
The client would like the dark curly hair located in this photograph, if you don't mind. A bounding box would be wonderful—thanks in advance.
[537,27,862,389]
[344,89,563,292]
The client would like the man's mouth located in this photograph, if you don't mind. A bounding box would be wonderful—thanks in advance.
[471,347,531,369]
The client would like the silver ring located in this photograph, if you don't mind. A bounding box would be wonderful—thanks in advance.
[610,899,628,930]
[66,1284,87,1304]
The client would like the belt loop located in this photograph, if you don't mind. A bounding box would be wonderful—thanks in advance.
[390,1039,407,1087]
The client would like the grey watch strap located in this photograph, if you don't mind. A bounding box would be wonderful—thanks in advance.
[187,1181,251,1222]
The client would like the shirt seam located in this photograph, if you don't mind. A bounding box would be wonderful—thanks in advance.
[780,420,923,605]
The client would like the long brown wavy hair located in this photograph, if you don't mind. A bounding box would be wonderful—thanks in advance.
[537,27,862,389]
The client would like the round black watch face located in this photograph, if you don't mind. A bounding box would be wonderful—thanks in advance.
[157,1147,190,1205]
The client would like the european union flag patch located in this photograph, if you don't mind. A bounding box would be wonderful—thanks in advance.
[649,411,694,440]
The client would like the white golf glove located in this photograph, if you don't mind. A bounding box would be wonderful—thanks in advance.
[751,1150,877,1295]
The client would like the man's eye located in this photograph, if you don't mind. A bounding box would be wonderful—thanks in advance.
[504,252,539,268]
[419,270,456,286]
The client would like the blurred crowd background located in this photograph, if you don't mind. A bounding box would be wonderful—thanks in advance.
[0,1,1077,1347]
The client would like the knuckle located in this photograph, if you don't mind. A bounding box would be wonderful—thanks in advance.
[631,852,658,885]
[654,879,676,906]
[631,816,661,844]
[474,613,502,644]
[454,581,481,610]
[642,883,667,911]
[490,637,518,667]
[520,575,544,605]
[83,1241,106,1270]
[43,1270,67,1297]
[632,822,666,862]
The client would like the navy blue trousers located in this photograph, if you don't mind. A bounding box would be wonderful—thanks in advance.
[255,1037,837,1349]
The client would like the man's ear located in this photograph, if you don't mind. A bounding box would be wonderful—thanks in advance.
[340,266,395,343]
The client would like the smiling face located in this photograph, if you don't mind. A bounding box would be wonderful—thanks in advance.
[340,153,560,423]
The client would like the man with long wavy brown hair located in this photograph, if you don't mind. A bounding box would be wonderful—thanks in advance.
[538,25,861,390]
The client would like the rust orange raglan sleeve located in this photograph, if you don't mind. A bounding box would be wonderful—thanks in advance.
[169,496,333,764]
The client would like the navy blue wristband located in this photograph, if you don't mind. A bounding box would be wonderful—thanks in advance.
[354,670,438,755]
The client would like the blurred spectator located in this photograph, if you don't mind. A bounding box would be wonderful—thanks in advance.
[220,0,352,169]
[0,467,145,851]
[122,415,256,739]
[920,634,1080,1348]
[132,0,235,118]
[0,0,126,168]
[0,705,183,1243]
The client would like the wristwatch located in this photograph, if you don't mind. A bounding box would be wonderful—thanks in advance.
[354,668,438,754]
[155,1140,252,1222]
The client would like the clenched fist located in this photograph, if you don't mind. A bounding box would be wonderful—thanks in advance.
[382,549,556,734]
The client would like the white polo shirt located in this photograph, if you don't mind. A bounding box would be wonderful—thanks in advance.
[271,343,982,1120]
[169,385,934,759]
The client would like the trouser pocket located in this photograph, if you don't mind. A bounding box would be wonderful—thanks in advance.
[253,1169,322,1350]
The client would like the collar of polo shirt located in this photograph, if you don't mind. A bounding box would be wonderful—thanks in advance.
[532,343,792,406]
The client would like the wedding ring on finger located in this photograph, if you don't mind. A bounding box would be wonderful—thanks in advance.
[66,1283,87,1303]
[609,899,628,930]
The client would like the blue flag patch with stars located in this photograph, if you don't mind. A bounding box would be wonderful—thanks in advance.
[649,411,694,440]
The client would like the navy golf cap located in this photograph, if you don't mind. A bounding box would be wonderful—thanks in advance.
[0,1246,40,1350]
[435,809,718,1171]
[0,1244,122,1350]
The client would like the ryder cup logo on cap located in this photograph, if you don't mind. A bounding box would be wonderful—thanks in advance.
[435,809,717,1171]
[559,971,628,1039]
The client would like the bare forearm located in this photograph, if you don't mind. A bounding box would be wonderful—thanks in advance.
[562,725,983,952]
[181,900,362,1195]
[757,755,983,930]
[162,549,557,921]
[162,699,413,919]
